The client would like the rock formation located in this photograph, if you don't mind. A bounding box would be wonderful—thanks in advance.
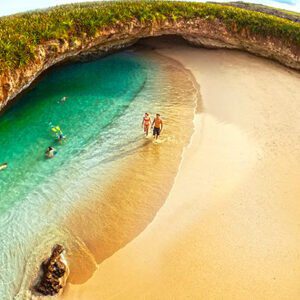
[0,17,299,112]
[34,244,68,296]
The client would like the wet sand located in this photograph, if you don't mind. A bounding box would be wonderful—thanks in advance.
[61,37,300,299]
[43,49,198,291]
[13,48,197,299]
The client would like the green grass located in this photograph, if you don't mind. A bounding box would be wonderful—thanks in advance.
[0,1,299,73]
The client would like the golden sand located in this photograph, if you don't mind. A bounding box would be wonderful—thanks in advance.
[61,37,300,300]
[57,49,197,287]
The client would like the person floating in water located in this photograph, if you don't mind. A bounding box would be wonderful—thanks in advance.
[57,132,66,143]
[0,162,8,171]
[142,112,151,136]
[45,147,56,159]
[152,113,163,140]
[51,125,65,143]
[45,146,56,158]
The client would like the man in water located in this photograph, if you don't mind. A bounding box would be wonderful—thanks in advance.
[141,112,151,136]
[152,113,163,140]
[57,133,66,143]
[50,125,65,143]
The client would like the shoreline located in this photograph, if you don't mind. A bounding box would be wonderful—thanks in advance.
[13,47,198,299]
[60,48,198,281]
[61,37,300,299]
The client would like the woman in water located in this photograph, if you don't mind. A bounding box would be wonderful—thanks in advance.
[45,147,56,159]
[142,112,151,136]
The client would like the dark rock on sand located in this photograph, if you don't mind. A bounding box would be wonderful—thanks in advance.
[35,244,67,296]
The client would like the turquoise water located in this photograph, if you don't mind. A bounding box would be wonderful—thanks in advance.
[0,49,197,299]
[0,53,146,213]
[0,52,149,298]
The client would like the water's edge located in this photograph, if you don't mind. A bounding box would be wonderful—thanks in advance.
[6,47,201,299]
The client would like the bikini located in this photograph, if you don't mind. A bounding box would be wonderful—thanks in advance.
[144,117,150,127]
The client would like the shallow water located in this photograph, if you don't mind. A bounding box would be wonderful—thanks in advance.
[0,52,147,298]
[0,49,198,299]
[0,53,146,212]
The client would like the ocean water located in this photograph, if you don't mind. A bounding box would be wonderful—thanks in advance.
[0,49,198,299]
[0,53,146,212]
[0,52,147,298]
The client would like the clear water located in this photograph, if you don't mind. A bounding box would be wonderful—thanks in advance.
[0,53,146,213]
[0,49,198,299]
[0,52,149,298]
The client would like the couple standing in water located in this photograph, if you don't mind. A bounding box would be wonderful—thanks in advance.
[142,113,163,140]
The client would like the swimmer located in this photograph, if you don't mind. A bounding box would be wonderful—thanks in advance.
[141,112,151,136]
[61,96,67,102]
[50,125,65,142]
[0,162,8,171]
[151,113,163,140]
[57,133,66,143]
[45,146,56,159]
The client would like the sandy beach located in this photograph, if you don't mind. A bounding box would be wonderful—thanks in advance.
[61,37,300,300]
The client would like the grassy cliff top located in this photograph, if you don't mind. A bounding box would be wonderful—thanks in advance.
[0,1,299,73]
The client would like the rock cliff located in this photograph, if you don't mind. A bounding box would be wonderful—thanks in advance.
[0,17,299,111]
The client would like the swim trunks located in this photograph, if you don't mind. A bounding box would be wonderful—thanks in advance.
[153,127,161,136]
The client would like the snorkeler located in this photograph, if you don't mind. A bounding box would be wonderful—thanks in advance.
[57,133,66,143]
[142,112,151,136]
[50,125,65,142]
[45,146,56,159]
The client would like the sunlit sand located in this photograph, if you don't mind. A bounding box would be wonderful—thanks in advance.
[61,37,300,300]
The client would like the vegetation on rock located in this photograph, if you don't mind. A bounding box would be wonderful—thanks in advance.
[0,1,299,73]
